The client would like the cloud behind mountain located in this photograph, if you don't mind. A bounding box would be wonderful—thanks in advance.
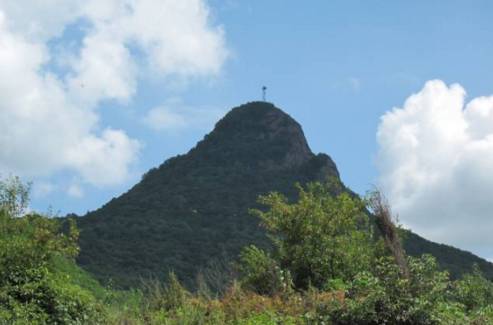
[377,80,493,260]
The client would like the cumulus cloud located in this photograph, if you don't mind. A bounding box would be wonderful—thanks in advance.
[376,80,493,258]
[0,0,227,189]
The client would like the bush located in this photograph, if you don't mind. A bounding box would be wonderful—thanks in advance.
[142,272,190,312]
[0,177,104,324]
[325,255,453,324]
[451,264,493,312]
[238,245,291,295]
[244,182,375,291]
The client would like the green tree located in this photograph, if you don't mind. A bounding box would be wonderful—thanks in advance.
[238,245,290,295]
[0,175,30,217]
[0,176,103,324]
[451,264,493,312]
[327,255,451,325]
[241,181,376,291]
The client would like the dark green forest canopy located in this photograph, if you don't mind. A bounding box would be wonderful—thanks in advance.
[73,102,493,288]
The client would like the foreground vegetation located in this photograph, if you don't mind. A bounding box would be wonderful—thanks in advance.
[1,176,493,324]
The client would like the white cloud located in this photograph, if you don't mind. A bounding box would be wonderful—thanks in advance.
[143,98,224,132]
[0,0,228,188]
[121,0,227,76]
[67,183,84,198]
[0,13,137,186]
[376,80,493,258]
[65,130,140,186]
[0,0,82,40]
[67,31,138,107]
[144,106,188,131]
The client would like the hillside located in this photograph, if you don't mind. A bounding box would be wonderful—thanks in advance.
[75,102,493,288]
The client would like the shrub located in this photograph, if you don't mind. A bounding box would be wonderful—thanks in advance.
[0,177,104,324]
[246,182,375,290]
[142,272,190,312]
[325,255,451,324]
[451,264,493,312]
[238,245,291,295]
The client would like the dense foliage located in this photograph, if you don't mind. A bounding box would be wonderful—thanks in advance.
[235,183,493,324]
[78,182,493,324]
[74,102,493,289]
[2,176,493,324]
[0,177,104,324]
[242,183,375,290]
[75,102,342,289]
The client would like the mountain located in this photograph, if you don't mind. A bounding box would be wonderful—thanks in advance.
[75,102,493,288]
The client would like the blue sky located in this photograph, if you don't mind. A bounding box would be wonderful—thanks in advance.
[1,1,493,259]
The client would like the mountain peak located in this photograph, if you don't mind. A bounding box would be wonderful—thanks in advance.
[76,101,493,289]
[192,101,313,169]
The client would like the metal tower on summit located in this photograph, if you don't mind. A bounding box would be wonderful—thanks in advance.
[262,86,267,101]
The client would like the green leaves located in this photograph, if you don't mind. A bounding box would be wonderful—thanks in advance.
[239,245,291,295]
[243,181,375,291]
[236,181,493,324]
[0,175,31,217]
[451,264,493,312]
[0,181,104,324]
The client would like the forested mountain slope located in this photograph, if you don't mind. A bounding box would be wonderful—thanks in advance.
[75,102,493,288]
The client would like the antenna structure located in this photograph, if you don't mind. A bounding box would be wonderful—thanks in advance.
[262,86,267,101]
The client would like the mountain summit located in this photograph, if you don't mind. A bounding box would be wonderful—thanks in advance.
[77,102,340,288]
[183,102,339,180]
[75,102,493,288]
[197,102,313,169]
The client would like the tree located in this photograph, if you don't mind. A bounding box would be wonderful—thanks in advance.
[0,175,30,217]
[451,264,493,312]
[0,176,103,324]
[240,181,376,291]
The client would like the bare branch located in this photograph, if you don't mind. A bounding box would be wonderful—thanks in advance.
[367,188,409,278]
